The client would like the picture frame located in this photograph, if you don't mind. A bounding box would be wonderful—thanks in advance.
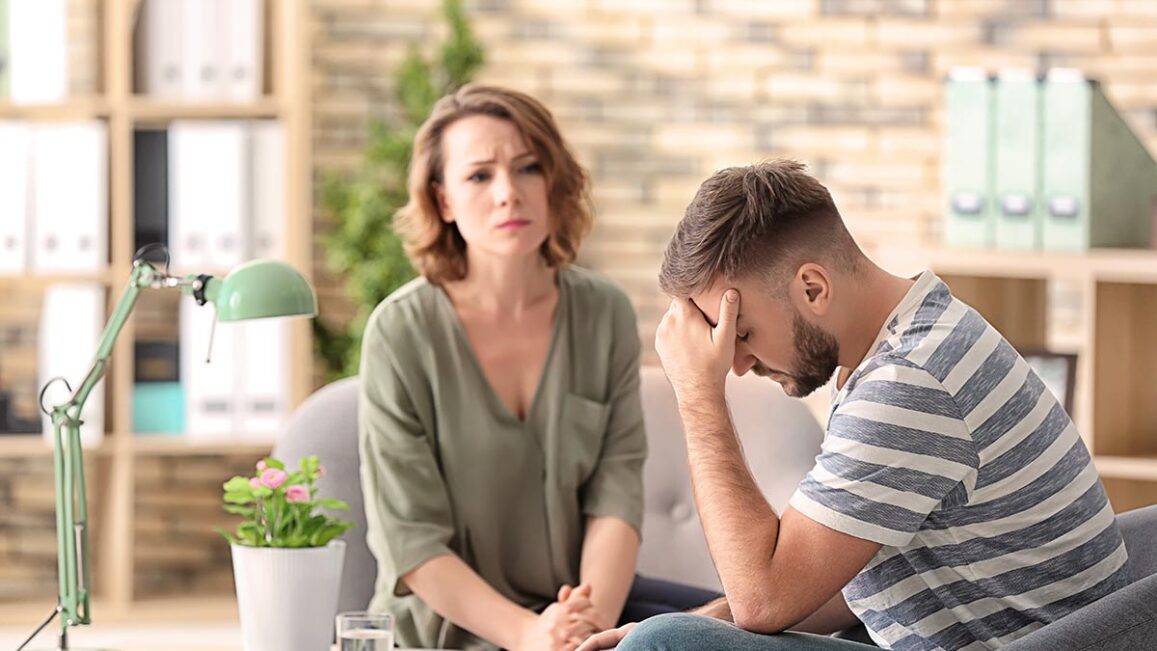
[1022,350,1079,416]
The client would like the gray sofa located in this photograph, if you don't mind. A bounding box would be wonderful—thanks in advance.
[274,370,1157,649]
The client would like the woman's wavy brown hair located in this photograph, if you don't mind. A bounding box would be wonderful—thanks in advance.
[393,84,592,283]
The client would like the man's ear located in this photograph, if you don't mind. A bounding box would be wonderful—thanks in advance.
[795,263,832,317]
[435,183,454,223]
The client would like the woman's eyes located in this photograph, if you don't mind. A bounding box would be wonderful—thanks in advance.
[465,162,541,182]
[738,331,751,342]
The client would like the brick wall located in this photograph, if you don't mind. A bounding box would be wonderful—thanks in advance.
[0,452,256,602]
[309,0,1157,364]
[0,456,104,600]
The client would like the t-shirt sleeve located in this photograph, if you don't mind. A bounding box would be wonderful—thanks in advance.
[789,362,978,547]
[580,287,646,536]
[358,306,455,597]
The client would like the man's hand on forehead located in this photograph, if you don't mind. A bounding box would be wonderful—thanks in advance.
[655,288,741,401]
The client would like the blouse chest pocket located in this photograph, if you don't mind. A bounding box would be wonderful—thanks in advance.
[556,393,610,487]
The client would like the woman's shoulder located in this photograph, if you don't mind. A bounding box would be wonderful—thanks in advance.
[365,276,441,339]
[560,265,635,316]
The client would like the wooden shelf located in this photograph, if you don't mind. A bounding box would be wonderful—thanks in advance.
[1094,455,1157,481]
[875,245,1157,283]
[0,0,313,611]
[130,437,275,457]
[0,100,112,120]
[0,435,277,458]
[0,594,238,629]
[128,98,282,122]
[0,435,114,458]
[0,272,116,287]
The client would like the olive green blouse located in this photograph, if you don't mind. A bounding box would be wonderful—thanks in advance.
[357,266,647,650]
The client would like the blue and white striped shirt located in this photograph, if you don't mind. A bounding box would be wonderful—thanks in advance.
[790,271,1128,651]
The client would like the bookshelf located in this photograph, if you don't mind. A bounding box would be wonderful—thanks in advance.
[0,0,313,615]
[874,244,1157,513]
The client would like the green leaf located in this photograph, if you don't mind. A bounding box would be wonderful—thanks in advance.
[299,456,320,475]
[224,492,254,505]
[223,476,251,492]
[237,522,263,547]
[262,457,286,471]
[216,527,239,545]
[310,523,350,547]
[316,498,350,511]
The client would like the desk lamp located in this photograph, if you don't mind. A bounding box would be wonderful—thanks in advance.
[17,246,317,651]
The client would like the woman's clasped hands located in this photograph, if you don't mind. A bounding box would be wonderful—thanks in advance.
[517,583,608,651]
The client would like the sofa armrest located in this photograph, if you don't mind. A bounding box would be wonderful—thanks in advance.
[1002,572,1157,651]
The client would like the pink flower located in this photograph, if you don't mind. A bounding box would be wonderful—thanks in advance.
[249,477,261,489]
[285,485,309,503]
[256,460,267,472]
[259,468,287,490]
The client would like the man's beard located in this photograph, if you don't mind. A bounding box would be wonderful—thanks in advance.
[752,312,840,398]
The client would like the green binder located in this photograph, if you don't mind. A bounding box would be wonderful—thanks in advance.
[993,70,1043,250]
[944,68,995,248]
[1041,69,1157,250]
[0,0,9,99]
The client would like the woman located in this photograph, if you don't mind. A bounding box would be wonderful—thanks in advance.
[358,85,716,651]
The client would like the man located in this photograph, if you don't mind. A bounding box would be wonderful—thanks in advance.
[579,160,1128,651]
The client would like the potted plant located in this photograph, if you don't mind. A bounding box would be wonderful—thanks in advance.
[220,456,354,651]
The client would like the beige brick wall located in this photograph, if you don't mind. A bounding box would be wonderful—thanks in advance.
[308,0,1157,362]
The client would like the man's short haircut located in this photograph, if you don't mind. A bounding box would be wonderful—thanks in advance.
[394,84,592,284]
[659,159,861,298]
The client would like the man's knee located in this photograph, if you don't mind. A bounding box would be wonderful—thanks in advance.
[618,613,712,651]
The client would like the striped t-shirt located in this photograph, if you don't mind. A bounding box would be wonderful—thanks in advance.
[789,271,1129,651]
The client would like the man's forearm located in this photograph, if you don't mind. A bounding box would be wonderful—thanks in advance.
[676,387,782,625]
[580,516,640,629]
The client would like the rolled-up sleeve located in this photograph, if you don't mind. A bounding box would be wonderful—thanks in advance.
[580,290,647,536]
[358,308,455,597]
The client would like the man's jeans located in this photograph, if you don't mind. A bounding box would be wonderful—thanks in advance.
[618,613,878,651]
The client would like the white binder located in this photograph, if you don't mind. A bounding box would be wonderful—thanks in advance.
[8,0,67,104]
[31,122,108,274]
[169,121,249,272]
[39,283,105,448]
[180,301,239,439]
[136,0,184,98]
[250,120,285,260]
[0,122,31,274]
[207,122,250,270]
[179,0,222,99]
[219,0,264,101]
[238,318,290,439]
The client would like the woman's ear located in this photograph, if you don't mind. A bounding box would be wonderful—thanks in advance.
[435,182,454,223]
[796,263,832,317]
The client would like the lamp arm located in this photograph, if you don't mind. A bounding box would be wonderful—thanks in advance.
[49,260,158,639]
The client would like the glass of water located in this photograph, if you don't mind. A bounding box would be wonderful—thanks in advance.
[336,611,394,651]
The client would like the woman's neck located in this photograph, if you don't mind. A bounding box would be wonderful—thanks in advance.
[445,250,557,316]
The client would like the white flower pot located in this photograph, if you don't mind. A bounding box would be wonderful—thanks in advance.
[231,540,347,651]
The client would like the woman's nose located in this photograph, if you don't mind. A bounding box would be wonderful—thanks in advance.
[492,170,518,206]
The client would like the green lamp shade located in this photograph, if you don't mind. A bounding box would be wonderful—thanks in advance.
[212,259,317,322]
